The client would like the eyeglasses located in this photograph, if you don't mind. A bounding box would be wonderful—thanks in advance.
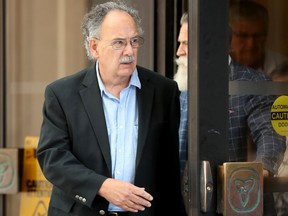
[232,31,267,41]
[96,36,144,50]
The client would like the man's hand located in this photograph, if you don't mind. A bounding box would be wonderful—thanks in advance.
[98,178,153,212]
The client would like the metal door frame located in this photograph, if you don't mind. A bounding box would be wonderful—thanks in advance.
[188,0,229,215]
[0,0,5,214]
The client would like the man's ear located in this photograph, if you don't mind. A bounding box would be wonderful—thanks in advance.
[89,38,99,58]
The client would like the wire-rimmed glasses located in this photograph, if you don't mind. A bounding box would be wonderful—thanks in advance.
[96,36,144,50]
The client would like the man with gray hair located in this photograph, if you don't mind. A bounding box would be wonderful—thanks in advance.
[229,0,288,76]
[37,1,182,215]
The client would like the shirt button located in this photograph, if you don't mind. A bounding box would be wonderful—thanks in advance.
[99,210,105,215]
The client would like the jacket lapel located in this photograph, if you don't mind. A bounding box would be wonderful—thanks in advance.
[136,69,154,167]
[77,65,155,172]
[79,64,112,172]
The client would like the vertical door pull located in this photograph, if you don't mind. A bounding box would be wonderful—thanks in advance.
[200,160,213,212]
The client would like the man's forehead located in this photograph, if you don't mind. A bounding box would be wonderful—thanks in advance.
[178,24,188,40]
[231,19,266,32]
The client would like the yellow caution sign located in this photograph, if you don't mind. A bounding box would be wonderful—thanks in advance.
[19,136,52,216]
[271,95,288,136]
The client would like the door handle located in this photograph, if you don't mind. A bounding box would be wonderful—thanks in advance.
[200,160,213,212]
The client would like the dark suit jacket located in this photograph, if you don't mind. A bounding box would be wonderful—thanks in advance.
[37,63,182,216]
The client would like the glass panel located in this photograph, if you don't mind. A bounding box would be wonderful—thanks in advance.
[5,0,89,215]
[228,1,288,215]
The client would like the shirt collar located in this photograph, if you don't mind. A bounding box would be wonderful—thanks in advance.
[95,61,141,96]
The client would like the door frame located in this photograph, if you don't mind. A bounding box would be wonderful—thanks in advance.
[0,0,6,215]
[187,0,229,215]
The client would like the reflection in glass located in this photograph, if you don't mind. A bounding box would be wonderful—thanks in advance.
[229,1,288,216]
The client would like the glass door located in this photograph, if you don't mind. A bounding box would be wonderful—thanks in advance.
[185,0,288,215]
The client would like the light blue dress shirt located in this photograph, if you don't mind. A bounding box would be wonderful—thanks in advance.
[96,62,141,211]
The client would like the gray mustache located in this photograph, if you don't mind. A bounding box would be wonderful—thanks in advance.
[119,56,135,63]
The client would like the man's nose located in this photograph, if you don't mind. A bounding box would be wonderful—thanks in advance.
[176,44,187,56]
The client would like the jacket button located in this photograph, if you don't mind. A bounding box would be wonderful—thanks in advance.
[99,210,105,215]
[82,198,86,203]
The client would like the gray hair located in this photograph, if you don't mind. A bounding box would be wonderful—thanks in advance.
[81,0,144,60]
[180,12,188,25]
[229,1,269,34]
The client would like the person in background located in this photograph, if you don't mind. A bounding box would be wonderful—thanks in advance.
[229,0,288,77]
[269,61,288,216]
[174,12,188,179]
[173,13,189,216]
[175,11,286,216]
[36,1,182,216]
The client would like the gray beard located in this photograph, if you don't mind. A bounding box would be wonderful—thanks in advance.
[173,56,188,91]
